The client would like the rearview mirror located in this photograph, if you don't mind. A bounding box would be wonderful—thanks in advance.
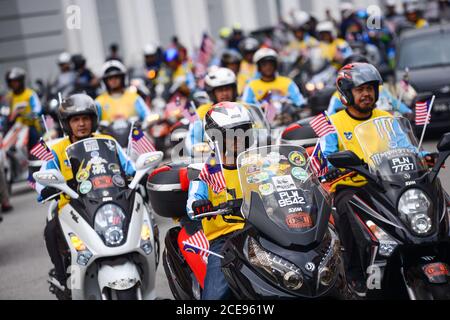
[129,151,164,189]
[33,169,79,199]
[437,133,450,152]
[327,150,363,168]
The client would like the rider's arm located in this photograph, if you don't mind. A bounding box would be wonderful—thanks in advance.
[116,144,136,176]
[29,91,42,116]
[321,133,340,169]
[35,151,60,200]
[287,80,306,108]
[186,120,205,154]
[186,179,209,219]
[134,96,151,122]
[95,101,103,121]
[242,85,257,105]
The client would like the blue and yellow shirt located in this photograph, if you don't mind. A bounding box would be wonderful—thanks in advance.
[95,89,150,122]
[6,88,42,128]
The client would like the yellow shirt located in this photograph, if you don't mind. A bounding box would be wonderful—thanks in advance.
[201,168,245,241]
[238,60,257,96]
[196,102,213,120]
[244,76,293,102]
[95,89,140,121]
[6,88,41,128]
[326,109,392,190]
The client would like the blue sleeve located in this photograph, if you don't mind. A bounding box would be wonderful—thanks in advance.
[117,144,136,176]
[186,71,196,91]
[287,81,306,107]
[186,180,209,218]
[339,42,353,59]
[327,94,344,115]
[29,92,42,115]
[190,119,205,146]
[321,133,340,168]
[242,85,256,105]
[95,101,103,120]
[134,96,151,121]
[383,88,412,114]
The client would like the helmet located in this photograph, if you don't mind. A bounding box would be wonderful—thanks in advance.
[253,47,278,65]
[343,54,369,66]
[58,93,99,134]
[219,27,232,39]
[340,2,355,19]
[220,49,242,66]
[336,62,382,106]
[204,67,237,103]
[58,52,72,65]
[101,60,127,88]
[291,10,310,29]
[71,54,86,70]
[204,102,255,156]
[144,43,158,56]
[192,91,211,106]
[238,37,260,53]
[316,21,337,38]
[5,67,26,83]
[164,48,179,63]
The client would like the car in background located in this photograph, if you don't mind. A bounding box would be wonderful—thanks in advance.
[396,24,450,131]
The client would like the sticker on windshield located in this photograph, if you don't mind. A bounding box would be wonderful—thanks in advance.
[108,163,121,174]
[286,212,313,229]
[104,140,116,152]
[288,151,306,167]
[90,151,100,158]
[247,172,270,184]
[246,164,260,175]
[259,183,274,196]
[389,156,415,173]
[291,167,309,182]
[83,139,99,152]
[92,175,113,189]
[272,175,296,192]
[76,169,89,182]
[276,190,306,208]
[92,163,107,175]
[112,174,125,187]
[241,154,261,166]
[79,180,92,194]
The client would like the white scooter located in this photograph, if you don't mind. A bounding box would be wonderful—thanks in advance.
[34,137,163,300]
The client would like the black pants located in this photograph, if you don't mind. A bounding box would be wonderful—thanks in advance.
[334,186,366,281]
[44,218,67,285]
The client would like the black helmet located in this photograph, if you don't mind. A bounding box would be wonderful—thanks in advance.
[71,54,86,70]
[238,37,260,54]
[58,93,99,134]
[220,49,242,67]
[336,62,382,106]
[5,67,26,89]
[343,54,369,66]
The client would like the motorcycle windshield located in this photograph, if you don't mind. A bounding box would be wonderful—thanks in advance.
[65,137,128,199]
[237,145,321,233]
[354,116,427,181]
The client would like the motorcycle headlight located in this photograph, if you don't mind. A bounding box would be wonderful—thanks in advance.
[315,81,325,90]
[398,189,433,236]
[247,237,303,291]
[94,204,127,247]
[305,82,315,92]
[318,230,341,287]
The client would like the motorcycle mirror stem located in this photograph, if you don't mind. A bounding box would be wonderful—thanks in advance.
[33,169,79,199]
[128,151,164,190]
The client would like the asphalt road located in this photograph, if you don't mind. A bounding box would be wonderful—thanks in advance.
[0,139,449,300]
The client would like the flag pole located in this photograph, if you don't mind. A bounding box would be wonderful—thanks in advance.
[213,140,229,203]
[324,111,348,150]
[125,120,136,174]
[181,241,224,259]
[418,95,435,151]
[305,139,320,174]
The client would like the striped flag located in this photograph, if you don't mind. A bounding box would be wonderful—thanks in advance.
[310,112,336,137]
[199,152,226,194]
[27,172,36,189]
[311,144,329,177]
[131,126,156,154]
[30,138,54,161]
[182,230,210,260]
[415,99,431,126]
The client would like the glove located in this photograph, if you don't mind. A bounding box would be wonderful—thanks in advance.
[324,168,351,182]
[424,152,439,168]
[191,199,213,217]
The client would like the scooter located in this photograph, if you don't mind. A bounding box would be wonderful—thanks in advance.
[327,116,450,299]
[34,137,163,300]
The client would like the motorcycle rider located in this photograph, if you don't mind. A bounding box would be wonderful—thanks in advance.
[321,62,434,296]
[53,52,77,98]
[219,50,243,93]
[316,21,353,69]
[327,54,413,116]
[5,67,42,153]
[95,60,151,123]
[164,48,196,98]
[242,48,306,108]
[286,10,318,55]
[36,93,135,292]
[237,37,260,94]
[71,54,99,98]
[186,102,255,299]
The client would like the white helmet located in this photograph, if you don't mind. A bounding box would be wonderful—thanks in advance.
[291,10,310,29]
[253,48,278,65]
[144,43,158,56]
[316,21,337,38]
[205,67,236,89]
[101,59,127,78]
[58,52,71,64]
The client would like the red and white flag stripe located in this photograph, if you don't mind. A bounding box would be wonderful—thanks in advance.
[310,113,336,137]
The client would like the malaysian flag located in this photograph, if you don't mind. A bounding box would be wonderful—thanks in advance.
[311,144,329,177]
[260,91,277,122]
[131,126,156,154]
[415,99,432,126]
[199,152,226,194]
[182,230,210,260]
[310,112,336,137]
[30,138,54,161]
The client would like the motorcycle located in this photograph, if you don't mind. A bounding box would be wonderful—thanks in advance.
[34,137,163,300]
[159,145,348,299]
[326,116,450,299]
